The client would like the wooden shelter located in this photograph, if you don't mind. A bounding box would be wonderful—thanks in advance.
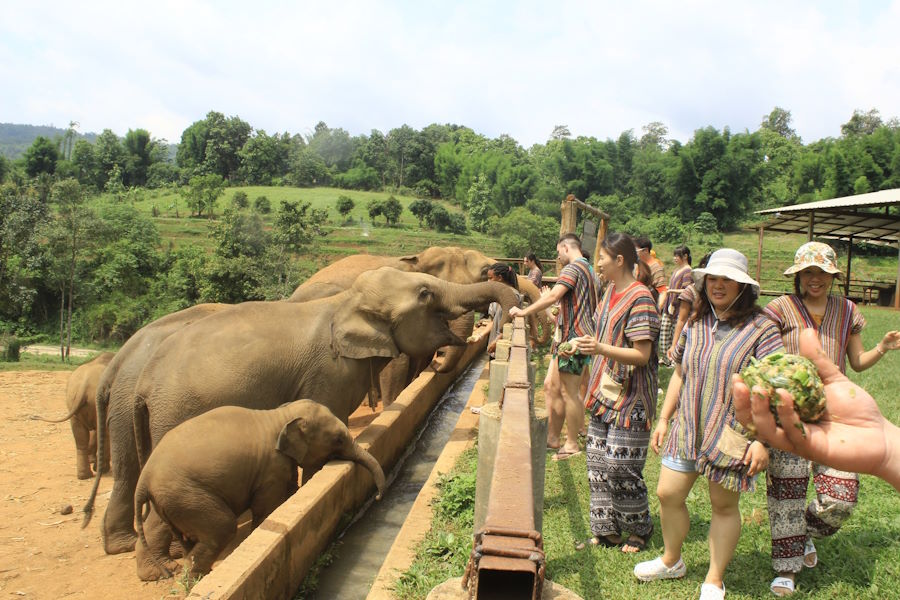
[755,189,900,309]
[558,194,611,273]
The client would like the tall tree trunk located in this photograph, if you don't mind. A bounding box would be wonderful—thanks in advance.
[58,284,65,360]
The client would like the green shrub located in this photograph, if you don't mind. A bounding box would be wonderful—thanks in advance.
[336,195,355,219]
[2,336,21,362]
[254,195,271,214]
[231,190,249,209]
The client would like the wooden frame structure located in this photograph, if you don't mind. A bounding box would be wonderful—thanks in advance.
[558,193,611,273]
[755,189,900,309]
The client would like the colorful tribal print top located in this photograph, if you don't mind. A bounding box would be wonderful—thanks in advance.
[555,257,597,349]
[527,266,543,289]
[662,265,693,314]
[585,281,660,430]
[763,295,865,375]
[664,312,783,491]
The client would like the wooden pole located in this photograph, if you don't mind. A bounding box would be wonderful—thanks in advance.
[808,212,815,241]
[557,195,578,274]
[894,240,900,309]
[845,235,853,297]
[594,217,608,272]
[756,226,764,284]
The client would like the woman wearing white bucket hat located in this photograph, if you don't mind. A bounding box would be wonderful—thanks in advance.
[763,241,900,597]
[635,248,784,600]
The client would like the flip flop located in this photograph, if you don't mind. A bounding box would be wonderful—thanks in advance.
[770,576,795,596]
[621,534,650,553]
[574,535,622,550]
[803,539,817,568]
[552,449,582,462]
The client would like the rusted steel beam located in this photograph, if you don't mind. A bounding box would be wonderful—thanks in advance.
[465,317,545,600]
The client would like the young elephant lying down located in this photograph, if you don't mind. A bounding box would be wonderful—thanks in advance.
[134,400,385,581]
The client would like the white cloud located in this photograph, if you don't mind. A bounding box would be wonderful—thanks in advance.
[1,0,898,146]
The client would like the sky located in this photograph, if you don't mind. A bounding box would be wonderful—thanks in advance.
[2,0,899,147]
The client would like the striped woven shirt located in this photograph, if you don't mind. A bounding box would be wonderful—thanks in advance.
[584,281,660,430]
[763,294,865,375]
[662,265,693,314]
[555,257,597,345]
[664,312,784,491]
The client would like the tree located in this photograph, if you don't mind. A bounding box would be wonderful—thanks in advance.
[94,129,126,189]
[0,182,49,323]
[640,121,670,150]
[367,199,384,222]
[760,107,798,140]
[254,195,271,214]
[122,128,160,187]
[381,196,402,225]
[273,200,328,255]
[427,205,451,231]
[550,125,571,141]
[466,174,494,232]
[336,195,355,221]
[71,140,101,188]
[231,190,249,209]
[183,173,225,218]
[238,130,292,184]
[24,136,59,177]
[493,207,558,258]
[408,198,433,227]
[176,111,251,179]
[841,109,883,137]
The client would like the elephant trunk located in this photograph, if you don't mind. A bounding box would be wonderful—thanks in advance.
[440,280,518,330]
[433,311,475,374]
[349,440,386,500]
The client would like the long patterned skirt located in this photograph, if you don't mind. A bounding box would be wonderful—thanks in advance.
[587,415,653,538]
[658,311,675,365]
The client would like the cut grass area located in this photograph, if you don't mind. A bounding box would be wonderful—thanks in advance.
[397,304,900,599]
[0,352,98,372]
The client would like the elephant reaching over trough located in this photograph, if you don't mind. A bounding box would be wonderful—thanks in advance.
[82,303,231,555]
[134,400,384,581]
[31,352,115,479]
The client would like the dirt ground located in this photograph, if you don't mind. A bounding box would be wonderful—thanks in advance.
[0,370,383,600]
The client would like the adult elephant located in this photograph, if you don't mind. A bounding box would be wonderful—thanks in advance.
[31,352,115,479]
[124,270,516,575]
[82,303,231,555]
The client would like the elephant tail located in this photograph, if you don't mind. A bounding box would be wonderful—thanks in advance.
[82,370,113,529]
[134,477,152,551]
[29,397,85,423]
[133,394,151,469]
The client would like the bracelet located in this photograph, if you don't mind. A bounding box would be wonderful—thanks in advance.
[875,345,886,356]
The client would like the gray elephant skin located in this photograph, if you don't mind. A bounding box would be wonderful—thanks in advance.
[32,352,115,479]
[134,400,385,581]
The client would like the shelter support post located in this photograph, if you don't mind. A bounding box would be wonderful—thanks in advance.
[756,226,764,283]
[895,240,900,310]
[808,212,815,241]
[845,235,853,298]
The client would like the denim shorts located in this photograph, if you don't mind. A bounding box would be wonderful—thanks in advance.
[661,454,697,473]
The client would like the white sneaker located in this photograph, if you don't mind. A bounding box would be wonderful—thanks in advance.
[700,582,726,599]
[634,556,687,581]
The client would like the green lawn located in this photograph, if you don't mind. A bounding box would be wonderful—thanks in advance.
[399,305,900,599]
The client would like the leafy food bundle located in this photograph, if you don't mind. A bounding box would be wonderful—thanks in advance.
[740,353,826,432]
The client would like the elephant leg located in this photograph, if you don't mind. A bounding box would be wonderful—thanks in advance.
[249,484,294,527]
[136,508,180,581]
[181,498,238,577]
[88,429,98,471]
[71,420,93,480]
[102,411,140,553]
[379,354,410,407]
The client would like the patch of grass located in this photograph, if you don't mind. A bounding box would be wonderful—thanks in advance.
[400,305,900,599]
[392,447,479,600]
[0,352,96,372]
[294,542,340,599]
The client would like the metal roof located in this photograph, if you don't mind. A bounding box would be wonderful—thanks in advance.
[755,188,900,243]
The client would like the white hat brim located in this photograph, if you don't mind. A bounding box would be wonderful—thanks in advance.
[693,266,760,296]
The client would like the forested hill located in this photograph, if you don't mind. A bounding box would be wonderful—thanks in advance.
[0,123,98,159]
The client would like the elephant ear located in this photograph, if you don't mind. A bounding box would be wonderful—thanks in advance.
[276,417,309,466]
[331,301,399,360]
[398,254,419,269]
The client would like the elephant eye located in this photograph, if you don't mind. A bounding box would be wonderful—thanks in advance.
[418,287,434,304]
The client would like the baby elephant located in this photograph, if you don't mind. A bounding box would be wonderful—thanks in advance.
[134,400,385,581]
[32,352,115,479]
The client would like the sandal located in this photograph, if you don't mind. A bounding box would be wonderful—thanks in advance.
[552,449,582,462]
[621,534,650,553]
[575,534,622,550]
[803,539,817,568]
[770,576,795,596]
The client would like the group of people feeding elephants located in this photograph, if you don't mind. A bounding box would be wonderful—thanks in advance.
[509,232,900,600]
[79,246,546,581]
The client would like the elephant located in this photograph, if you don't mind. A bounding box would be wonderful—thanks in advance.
[134,400,385,581]
[82,303,231,555]
[122,270,517,576]
[31,352,115,479]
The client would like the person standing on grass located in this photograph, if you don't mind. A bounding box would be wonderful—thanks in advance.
[510,234,597,460]
[524,252,543,289]
[569,232,659,554]
[635,248,782,600]
[666,252,711,364]
[635,236,667,295]
[659,245,692,366]
[762,241,900,597]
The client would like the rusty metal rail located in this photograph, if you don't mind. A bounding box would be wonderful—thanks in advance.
[463,317,544,600]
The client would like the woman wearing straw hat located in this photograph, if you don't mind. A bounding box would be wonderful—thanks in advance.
[763,241,900,597]
[635,248,783,600]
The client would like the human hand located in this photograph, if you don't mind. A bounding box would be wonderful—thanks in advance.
[509,306,525,319]
[572,335,601,356]
[744,441,768,476]
[733,328,893,483]
[557,341,576,357]
[880,330,900,352]
[666,346,678,363]
[650,420,668,454]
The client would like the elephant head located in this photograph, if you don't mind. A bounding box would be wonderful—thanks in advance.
[331,268,518,361]
[398,246,494,284]
[276,401,386,499]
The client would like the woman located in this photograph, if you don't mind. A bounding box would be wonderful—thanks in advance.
[666,251,711,364]
[635,248,782,600]
[658,245,692,366]
[569,232,659,554]
[524,253,543,289]
[763,242,900,597]
[486,263,523,356]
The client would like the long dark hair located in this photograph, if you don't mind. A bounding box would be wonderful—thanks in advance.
[673,245,692,266]
[600,232,638,273]
[489,263,519,290]
[636,261,659,304]
[690,280,761,327]
[526,252,542,272]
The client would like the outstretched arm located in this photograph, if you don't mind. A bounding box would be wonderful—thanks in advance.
[846,330,900,372]
[732,328,900,492]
